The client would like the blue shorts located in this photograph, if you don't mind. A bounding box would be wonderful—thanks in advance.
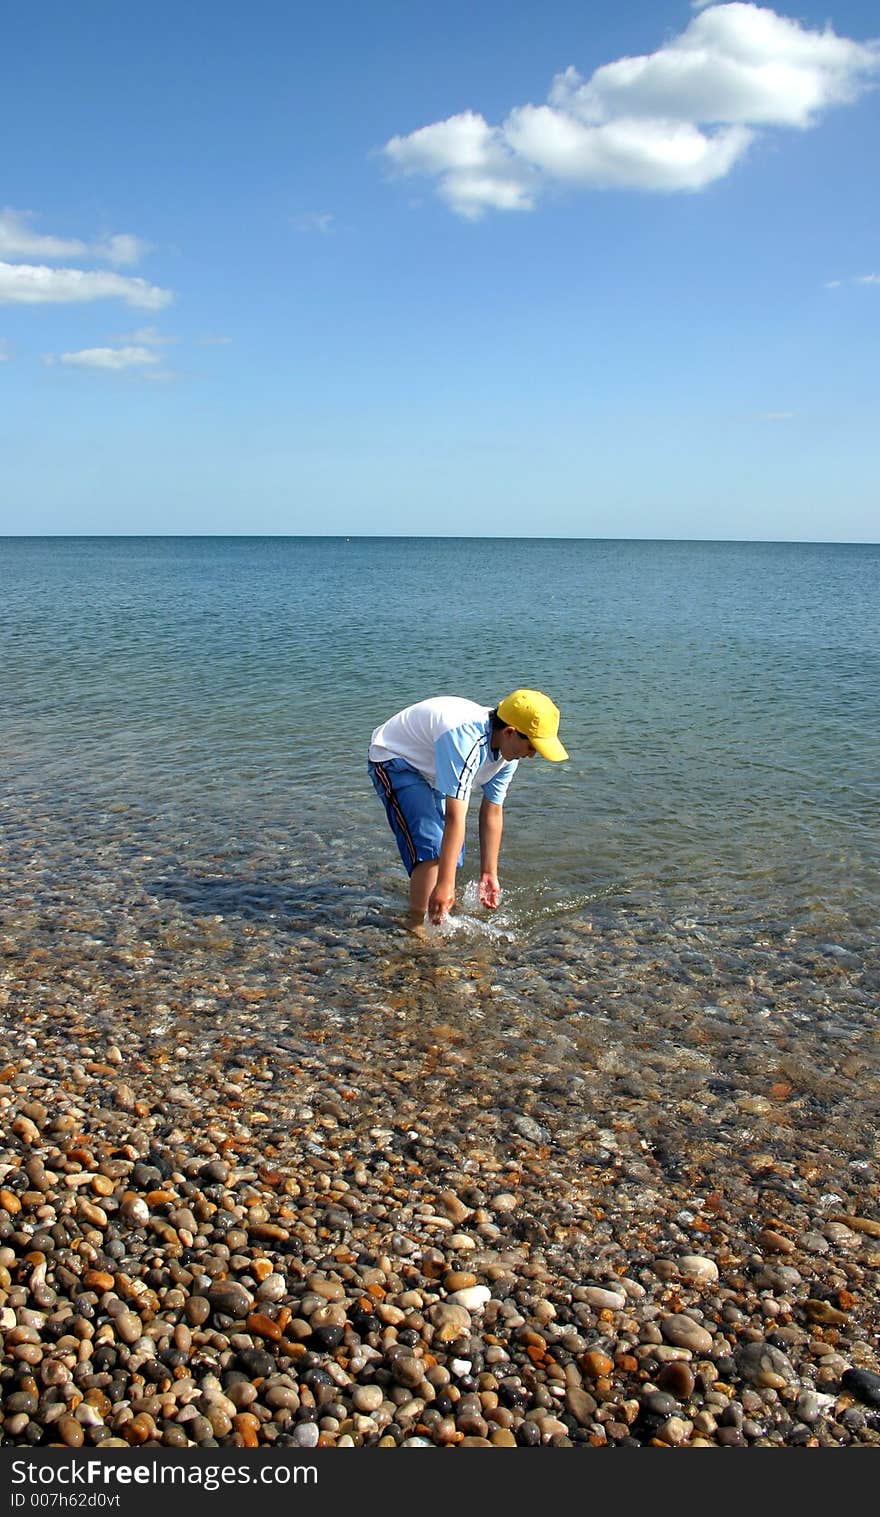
[368,758,465,877]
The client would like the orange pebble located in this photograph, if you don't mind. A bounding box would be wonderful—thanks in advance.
[246,1312,282,1341]
[580,1350,614,1380]
[124,1414,154,1446]
[233,1414,260,1447]
[82,1270,115,1292]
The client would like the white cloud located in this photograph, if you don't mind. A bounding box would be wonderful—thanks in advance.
[51,345,161,371]
[292,211,335,233]
[0,209,86,260]
[382,3,880,216]
[0,262,172,309]
[826,272,880,287]
[384,111,537,218]
[93,233,151,266]
[0,210,150,265]
[505,106,752,191]
[112,325,176,346]
[551,4,878,130]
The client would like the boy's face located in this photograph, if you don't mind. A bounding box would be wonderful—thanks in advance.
[498,726,537,761]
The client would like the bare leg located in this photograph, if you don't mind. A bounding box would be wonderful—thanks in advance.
[406,859,439,934]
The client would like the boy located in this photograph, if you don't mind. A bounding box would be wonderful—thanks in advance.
[368,688,567,931]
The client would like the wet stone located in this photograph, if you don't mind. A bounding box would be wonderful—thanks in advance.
[206,1282,254,1319]
[564,1387,598,1426]
[660,1315,714,1356]
[842,1368,880,1408]
[657,1361,696,1400]
[643,1391,679,1417]
[735,1342,797,1388]
[1,831,879,1453]
[183,1296,211,1327]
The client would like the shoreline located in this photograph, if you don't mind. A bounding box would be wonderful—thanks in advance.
[2,923,879,1451]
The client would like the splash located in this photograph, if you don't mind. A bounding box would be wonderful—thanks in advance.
[424,880,517,942]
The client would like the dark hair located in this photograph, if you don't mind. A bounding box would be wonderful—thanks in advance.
[489,708,506,735]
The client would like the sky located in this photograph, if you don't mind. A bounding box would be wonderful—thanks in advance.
[1,0,878,541]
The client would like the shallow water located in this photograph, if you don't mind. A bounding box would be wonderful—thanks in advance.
[1,536,878,1178]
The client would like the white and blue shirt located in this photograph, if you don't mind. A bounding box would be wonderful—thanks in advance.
[369,697,518,805]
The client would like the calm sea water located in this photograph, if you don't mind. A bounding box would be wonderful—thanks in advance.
[2,536,877,931]
[3,534,878,1164]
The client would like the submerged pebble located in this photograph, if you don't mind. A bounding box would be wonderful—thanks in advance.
[0,784,878,1450]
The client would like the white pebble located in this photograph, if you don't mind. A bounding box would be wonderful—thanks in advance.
[677,1255,719,1283]
[446,1286,491,1311]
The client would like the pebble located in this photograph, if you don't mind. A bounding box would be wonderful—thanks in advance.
[119,1194,150,1227]
[0,859,878,1453]
[735,1343,797,1388]
[444,1271,477,1292]
[580,1351,614,1380]
[842,1368,880,1408]
[352,1385,385,1413]
[660,1315,715,1355]
[58,1417,84,1447]
[206,1281,254,1318]
[677,1255,719,1284]
[445,1286,491,1311]
[428,1303,472,1338]
[578,1286,627,1311]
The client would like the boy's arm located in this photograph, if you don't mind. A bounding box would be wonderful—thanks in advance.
[478,797,503,908]
[428,797,468,924]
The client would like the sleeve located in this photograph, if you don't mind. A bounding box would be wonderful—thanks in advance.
[481,761,518,804]
[434,724,484,802]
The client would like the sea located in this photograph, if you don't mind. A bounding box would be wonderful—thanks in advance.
[1,536,878,1175]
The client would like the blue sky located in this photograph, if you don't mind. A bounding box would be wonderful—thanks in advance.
[1,0,878,540]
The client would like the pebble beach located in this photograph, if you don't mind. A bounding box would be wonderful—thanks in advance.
[2,536,878,1454]
[2,843,879,1452]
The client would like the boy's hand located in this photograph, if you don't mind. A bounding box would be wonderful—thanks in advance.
[479,873,501,910]
[428,883,456,924]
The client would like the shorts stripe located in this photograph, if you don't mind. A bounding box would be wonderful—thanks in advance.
[373,760,418,870]
[369,755,464,878]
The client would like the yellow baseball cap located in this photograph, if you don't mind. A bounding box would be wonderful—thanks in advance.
[496,689,568,762]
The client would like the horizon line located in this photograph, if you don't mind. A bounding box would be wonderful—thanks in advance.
[1,533,878,547]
